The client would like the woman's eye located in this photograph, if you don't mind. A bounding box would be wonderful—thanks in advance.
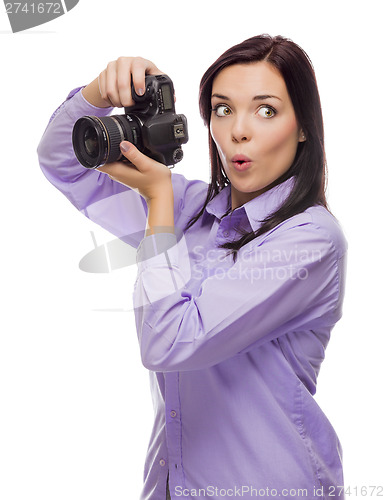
[213,105,232,117]
[257,106,276,118]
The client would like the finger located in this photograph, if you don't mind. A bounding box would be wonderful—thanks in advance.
[144,59,163,76]
[105,61,121,107]
[119,141,154,173]
[131,58,149,98]
[97,71,113,107]
[116,57,134,107]
[131,57,163,98]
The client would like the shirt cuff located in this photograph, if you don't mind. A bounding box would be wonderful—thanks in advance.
[137,231,178,263]
[135,231,191,306]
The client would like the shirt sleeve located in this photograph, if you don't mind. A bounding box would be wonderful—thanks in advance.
[37,87,127,207]
[133,216,346,372]
[37,87,149,242]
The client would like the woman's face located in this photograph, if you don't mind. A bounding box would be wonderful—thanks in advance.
[210,62,305,209]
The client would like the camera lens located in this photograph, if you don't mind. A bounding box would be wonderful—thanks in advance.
[84,126,99,158]
[72,115,140,169]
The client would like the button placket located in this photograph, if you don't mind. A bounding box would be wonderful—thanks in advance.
[164,372,184,487]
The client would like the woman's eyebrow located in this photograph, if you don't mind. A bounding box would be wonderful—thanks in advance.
[211,93,282,101]
[253,94,282,101]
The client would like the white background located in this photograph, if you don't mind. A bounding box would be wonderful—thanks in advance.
[1,1,384,499]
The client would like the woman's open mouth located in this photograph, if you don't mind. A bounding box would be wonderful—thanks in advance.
[231,155,252,172]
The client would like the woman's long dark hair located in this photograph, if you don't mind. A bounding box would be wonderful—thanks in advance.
[185,34,328,260]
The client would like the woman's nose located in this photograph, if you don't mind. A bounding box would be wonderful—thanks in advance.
[231,116,251,143]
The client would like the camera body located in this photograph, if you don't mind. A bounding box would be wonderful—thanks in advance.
[72,74,188,168]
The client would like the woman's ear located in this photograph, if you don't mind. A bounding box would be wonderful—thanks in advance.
[298,130,306,142]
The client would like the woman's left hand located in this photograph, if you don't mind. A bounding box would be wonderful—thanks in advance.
[97,141,172,202]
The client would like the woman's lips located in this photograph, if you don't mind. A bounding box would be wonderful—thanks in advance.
[231,154,252,171]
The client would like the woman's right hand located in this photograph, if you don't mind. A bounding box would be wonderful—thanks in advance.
[81,56,163,109]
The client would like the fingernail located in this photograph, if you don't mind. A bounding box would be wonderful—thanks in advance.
[120,141,131,152]
[137,88,144,96]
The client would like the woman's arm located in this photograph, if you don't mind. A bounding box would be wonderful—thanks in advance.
[37,56,173,244]
[133,210,347,372]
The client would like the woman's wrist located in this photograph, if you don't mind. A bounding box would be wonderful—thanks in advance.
[82,76,112,108]
[145,187,175,236]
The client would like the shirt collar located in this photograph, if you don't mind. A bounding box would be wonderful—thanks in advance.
[204,176,296,232]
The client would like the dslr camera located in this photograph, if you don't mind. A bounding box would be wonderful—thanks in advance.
[72,74,188,168]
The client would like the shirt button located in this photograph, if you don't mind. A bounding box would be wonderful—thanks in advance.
[159,459,166,467]
[223,230,229,237]
[170,410,177,418]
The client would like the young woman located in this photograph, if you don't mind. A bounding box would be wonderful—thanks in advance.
[38,35,347,500]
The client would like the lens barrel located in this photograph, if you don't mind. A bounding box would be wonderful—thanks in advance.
[72,115,139,169]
